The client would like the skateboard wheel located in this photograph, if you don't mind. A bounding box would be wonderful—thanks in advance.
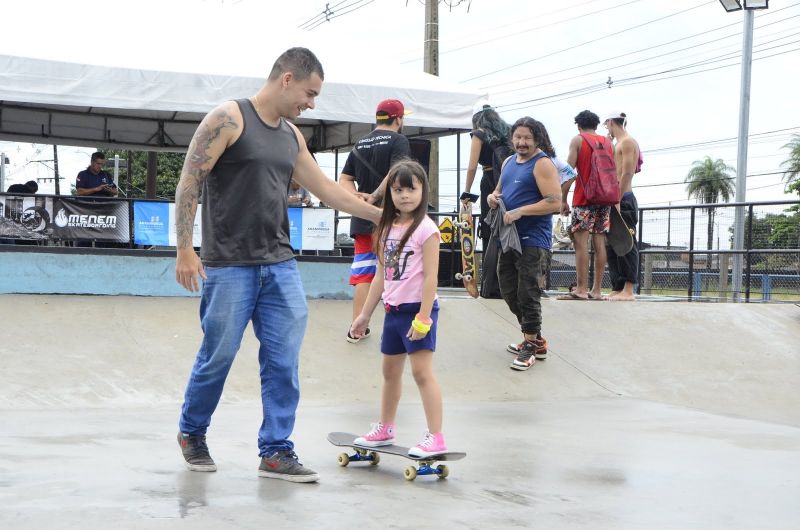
[404,466,417,481]
[464,275,472,282]
[337,453,350,467]
[436,465,449,479]
[455,273,463,280]
[369,452,380,466]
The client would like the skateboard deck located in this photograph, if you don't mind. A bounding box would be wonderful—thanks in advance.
[454,196,479,298]
[607,206,634,256]
[327,431,466,481]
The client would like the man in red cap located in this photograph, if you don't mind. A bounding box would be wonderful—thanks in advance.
[339,99,411,342]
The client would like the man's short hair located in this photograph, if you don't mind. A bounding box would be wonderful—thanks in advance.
[91,152,106,163]
[25,180,38,193]
[574,110,600,130]
[268,47,324,82]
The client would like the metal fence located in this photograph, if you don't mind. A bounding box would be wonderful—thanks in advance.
[389,200,800,303]
[636,200,800,302]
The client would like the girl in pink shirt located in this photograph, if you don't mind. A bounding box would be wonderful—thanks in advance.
[349,159,447,457]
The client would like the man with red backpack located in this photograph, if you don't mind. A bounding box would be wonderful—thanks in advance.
[559,110,614,300]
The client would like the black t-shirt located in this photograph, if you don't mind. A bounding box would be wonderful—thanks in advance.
[473,128,514,178]
[6,183,34,193]
[471,129,494,170]
[342,129,411,235]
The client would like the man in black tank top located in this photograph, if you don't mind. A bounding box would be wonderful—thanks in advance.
[173,48,382,483]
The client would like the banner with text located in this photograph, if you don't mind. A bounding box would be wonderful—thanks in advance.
[51,199,130,242]
[288,207,335,251]
[133,201,202,247]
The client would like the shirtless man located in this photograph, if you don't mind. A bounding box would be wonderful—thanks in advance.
[604,111,643,301]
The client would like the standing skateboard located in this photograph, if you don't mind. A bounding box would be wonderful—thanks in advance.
[454,193,480,298]
[607,206,634,256]
[327,432,466,481]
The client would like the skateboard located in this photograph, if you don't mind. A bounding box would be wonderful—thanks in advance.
[454,193,480,298]
[327,431,466,481]
[607,206,634,256]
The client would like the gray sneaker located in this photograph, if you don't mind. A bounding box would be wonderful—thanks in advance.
[177,432,217,472]
[258,450,320,483]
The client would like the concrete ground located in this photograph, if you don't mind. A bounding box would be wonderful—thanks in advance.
[1,293,798,529]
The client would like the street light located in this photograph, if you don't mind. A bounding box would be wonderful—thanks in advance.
[718,0,769,12]
[719,0,769,302]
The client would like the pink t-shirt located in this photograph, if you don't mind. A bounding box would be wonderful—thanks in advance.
[381,216,440,306]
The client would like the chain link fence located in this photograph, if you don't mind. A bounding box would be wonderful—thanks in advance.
[333,200,799,303]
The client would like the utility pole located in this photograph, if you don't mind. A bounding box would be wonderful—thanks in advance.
[731,9,755,302]
[53,145,61,195]
[424,0,439,210]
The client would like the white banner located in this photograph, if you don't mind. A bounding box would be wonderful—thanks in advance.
[300,208,335,251]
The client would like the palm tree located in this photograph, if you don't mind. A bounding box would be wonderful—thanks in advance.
[781,134,800,196]
[685,157,735,270]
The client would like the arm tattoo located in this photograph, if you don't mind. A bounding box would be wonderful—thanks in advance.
[175,109,238,249]
[543,193,560,203]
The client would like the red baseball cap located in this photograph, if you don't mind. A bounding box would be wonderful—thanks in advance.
[376,99,410,120]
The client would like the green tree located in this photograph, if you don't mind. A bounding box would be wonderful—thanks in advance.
[103,149,185,200]
[685,156,735,269]
[781,134,800,198]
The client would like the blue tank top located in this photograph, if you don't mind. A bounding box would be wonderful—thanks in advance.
[499,152,552,249]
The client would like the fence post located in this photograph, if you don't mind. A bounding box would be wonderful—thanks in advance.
[643,253,653,295]
[745,204,754,302]
[762,274,771,301]
[688,207,696,300]
[636,206,644,295]
[719,253,730,302]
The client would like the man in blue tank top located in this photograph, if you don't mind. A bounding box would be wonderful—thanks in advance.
[173,48,382,483]
[488,117,561,372]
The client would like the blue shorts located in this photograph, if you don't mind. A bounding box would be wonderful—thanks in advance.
[380,301,439,355]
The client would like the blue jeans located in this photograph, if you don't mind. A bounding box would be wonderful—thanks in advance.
[179,260,308,456]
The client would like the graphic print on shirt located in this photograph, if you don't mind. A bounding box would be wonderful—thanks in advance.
[384,239,414,281]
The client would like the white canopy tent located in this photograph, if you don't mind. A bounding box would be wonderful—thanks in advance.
[0,54,485,153]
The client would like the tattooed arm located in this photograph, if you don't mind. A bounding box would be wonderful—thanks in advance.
[288,124,382,224]
[174,102,240,291]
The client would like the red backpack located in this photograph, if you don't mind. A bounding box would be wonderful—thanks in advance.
[578,133,620,206]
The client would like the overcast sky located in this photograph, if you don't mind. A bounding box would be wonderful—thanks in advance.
[1,0,798,245]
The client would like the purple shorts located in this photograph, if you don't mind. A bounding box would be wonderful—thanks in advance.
[380,301,439,355]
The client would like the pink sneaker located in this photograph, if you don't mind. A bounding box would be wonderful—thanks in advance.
[408,431,447,457]
[353,422,395,447]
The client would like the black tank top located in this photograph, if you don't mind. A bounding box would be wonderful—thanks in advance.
[200,98,300,266]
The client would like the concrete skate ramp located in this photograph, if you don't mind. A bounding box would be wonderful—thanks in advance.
[2,294,799,529]
[1,294,797,426]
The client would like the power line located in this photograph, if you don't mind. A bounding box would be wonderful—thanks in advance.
[298,0,351,29]
[490,18,800,97]
[300,0,375,30]
[307,0,376,30]
[479,2,799,92]
[401,0,646,64]
[633,170,786,190]
[643,127,800,155]
[461,0,717,83]
[496,45,800,112]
